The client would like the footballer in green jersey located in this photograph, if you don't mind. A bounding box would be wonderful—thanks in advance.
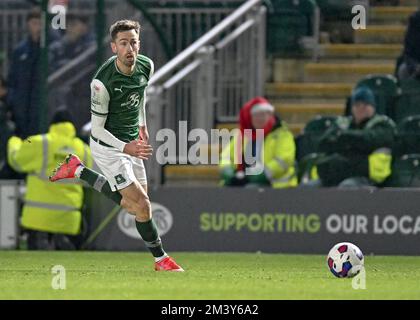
[91,53,153,144]
[50,20,183,271]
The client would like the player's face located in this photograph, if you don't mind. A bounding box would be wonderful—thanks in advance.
[111,30,140,67]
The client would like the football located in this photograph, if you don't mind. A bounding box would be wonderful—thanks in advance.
[327,242,364,278]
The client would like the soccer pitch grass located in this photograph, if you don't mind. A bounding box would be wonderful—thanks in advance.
[0,251,419,300]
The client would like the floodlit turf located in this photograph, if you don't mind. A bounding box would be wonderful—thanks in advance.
[0,251,419,300]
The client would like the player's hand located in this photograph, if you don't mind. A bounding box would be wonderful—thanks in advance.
[123,140,153,160]
[137,140,153,160]
[139,126,149,144]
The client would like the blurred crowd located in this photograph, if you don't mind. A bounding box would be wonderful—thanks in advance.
[220,87,396,189]
[0,7,95,179]
[1,6,420,186]
[0,6,94,250]
[219,7,420,189]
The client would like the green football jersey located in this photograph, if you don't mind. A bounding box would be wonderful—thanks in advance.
[90,54,154,143]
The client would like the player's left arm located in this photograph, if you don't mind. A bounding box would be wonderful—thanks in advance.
[138,58,154,144]
[138,92,149,143]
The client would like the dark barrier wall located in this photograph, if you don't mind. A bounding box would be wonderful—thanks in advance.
[91,187,420,255]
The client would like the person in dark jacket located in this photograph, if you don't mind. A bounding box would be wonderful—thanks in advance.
[0,76,16,179]
[6,8,41,139]
[397,10,420,80]
[49,14,95,72]
[315,87,396,188]
[48,13,95,130]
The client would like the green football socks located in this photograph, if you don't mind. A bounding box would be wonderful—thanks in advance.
[135,219,166,259]
[78,166,166,259]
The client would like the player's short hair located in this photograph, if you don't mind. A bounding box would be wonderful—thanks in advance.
[26,7,41,22]
[109,20,141,41]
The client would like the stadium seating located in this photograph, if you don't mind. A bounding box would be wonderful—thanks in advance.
[369,3,418,24]
[315,0,352,20]
[296,115,336,161]
[267,0,317,56]
[216,122,304,136]
[394,115,420,156]
[296,115,336,182]
[386,154,420,187]
[303,115,336,134]
[297,152,320,183]
[163,164,220,187]
[354,74,399,115]
[392,79,420,123]
[144,0,241,9]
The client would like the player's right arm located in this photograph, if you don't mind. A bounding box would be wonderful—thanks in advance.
[90,79,152,159]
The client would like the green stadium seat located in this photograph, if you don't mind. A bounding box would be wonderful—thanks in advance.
[296,115,337,160]
[144,1,241,9]
[304,115,337,134]
[386,154,420,187]
[268,0,317,56]
[315,0,353,20]
[392,79,420,123]
[355,74,399,116]
[394,115,420,156]
[297,152,322,183]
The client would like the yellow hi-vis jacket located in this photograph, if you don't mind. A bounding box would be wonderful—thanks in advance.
[7,122,92,235]
[220,124,298,188]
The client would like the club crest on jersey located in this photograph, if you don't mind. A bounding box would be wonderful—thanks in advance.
[115,174,126,185]
[121,92,140,109]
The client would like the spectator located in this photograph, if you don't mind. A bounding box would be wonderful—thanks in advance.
[48,13,95,130]
[7,108,92,250]
[397,10,420,80]
[7,7,42,139]
[219,97,297,188]
[0,77,16,179]
[315,87,396,188]
[49,13,94,72]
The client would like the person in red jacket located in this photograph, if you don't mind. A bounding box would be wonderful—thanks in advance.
[220,97,297,188]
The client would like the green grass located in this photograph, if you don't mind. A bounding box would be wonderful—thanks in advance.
[0,251,419,299]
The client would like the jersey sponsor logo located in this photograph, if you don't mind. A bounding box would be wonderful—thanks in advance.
[114,174,126,185]
[121,92,141,109]
[117,202,173,239]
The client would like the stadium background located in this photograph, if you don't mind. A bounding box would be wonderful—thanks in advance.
[1,0,420,256]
